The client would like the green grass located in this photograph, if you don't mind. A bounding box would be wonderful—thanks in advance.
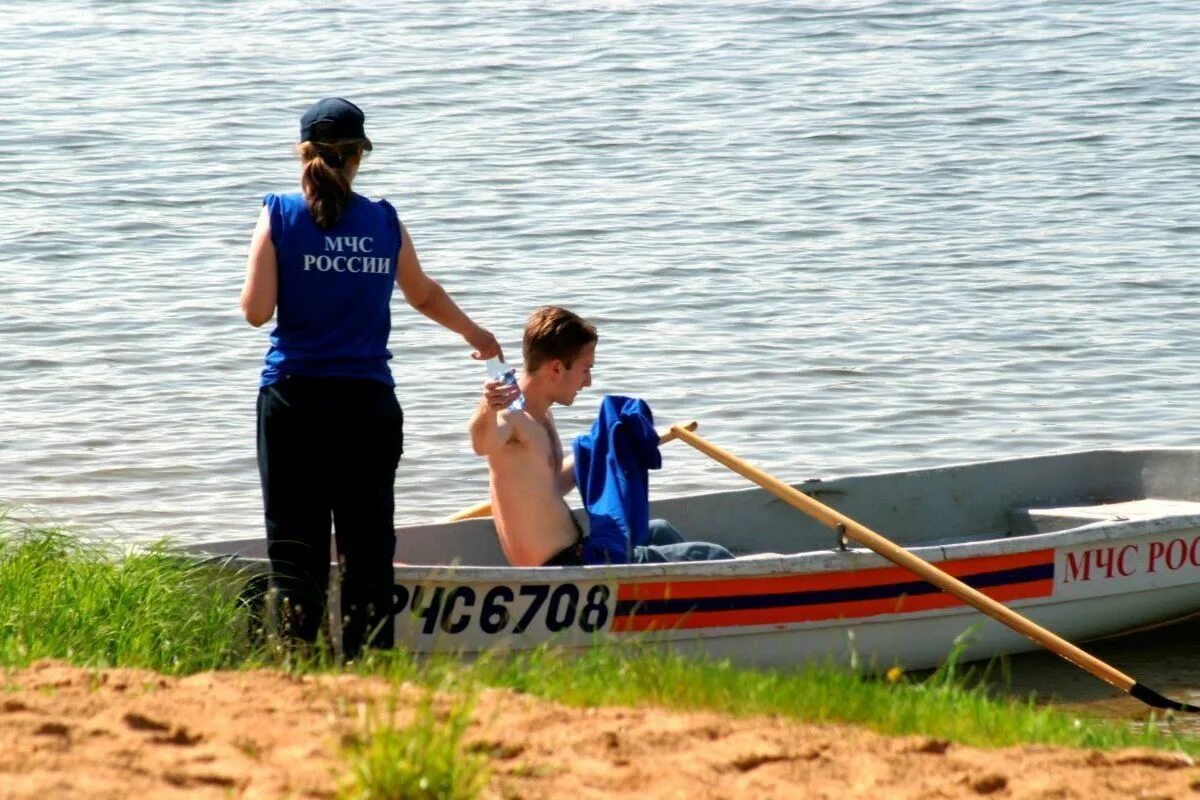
[338,687,489,800]
[348,640,1200,757]
[2,515,1197,767]
[0,519,257,673]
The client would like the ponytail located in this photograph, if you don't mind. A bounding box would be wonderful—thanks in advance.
[297,140,367,228]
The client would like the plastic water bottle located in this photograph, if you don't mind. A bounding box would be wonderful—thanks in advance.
[485,358,525,411]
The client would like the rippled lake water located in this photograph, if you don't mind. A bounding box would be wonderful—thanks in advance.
[2,0,1199,714]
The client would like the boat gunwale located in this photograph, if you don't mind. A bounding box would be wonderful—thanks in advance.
[186,512,1200,584]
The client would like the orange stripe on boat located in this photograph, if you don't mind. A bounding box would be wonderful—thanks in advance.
[616,549,1054,604]
[611,578,1054,633]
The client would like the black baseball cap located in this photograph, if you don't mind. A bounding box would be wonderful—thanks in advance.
[299,97,372,147]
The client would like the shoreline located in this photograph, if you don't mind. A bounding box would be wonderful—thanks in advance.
[2,659,1198,800]
[3,521,1199,798]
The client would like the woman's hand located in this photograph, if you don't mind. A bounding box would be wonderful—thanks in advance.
[465,325,503,361]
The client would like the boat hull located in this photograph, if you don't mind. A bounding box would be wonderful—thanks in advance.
[380,521,1200,670]
[186,448,1200,670]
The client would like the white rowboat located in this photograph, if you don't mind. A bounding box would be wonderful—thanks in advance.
[187,447,1200,671]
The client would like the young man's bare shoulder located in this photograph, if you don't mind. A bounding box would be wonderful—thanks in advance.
[498,409,538,440]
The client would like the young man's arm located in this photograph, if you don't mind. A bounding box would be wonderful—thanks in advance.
[470,381,520,455]
[557,456,576,496]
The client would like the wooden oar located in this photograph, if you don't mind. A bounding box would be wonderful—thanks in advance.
[444,420,700,522]
[669,423,1200,714]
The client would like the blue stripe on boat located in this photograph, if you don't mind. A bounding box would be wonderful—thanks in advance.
[614,563,1054,617]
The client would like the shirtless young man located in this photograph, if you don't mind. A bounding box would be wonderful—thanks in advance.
[469,306,597,567]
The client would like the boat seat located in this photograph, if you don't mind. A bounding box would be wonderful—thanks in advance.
[1010,498,1200,535]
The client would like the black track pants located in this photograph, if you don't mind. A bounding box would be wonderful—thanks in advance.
[256,375,403,658]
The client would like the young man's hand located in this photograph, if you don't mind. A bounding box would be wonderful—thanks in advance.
[483,378,520,411]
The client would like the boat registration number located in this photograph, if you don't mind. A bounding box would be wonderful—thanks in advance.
[393,583,613,636]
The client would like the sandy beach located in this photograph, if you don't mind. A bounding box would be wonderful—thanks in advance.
[1,660,1196,800]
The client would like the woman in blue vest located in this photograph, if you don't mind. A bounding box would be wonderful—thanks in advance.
[241,97,501,659]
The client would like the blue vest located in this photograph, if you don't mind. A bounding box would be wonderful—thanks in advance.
[260,192,400,386]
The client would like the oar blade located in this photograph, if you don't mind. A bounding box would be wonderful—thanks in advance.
[1130,682,1200,713]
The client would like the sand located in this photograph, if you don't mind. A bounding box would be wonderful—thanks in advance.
[0,660,1197,799]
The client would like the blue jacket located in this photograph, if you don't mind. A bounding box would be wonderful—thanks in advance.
[573,396,661,564]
